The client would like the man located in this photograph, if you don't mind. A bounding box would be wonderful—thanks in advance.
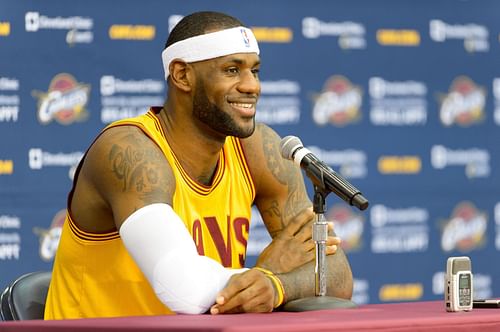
[44,11,353,319]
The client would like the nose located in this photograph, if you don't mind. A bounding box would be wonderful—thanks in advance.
[237,70,260,95]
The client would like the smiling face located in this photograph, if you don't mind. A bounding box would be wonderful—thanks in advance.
[190,52,261,139]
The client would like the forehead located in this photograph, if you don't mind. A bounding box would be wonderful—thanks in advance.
[206,52,261,66]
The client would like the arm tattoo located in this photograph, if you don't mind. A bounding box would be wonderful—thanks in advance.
[108,131,170,203]
[261,126,311,225]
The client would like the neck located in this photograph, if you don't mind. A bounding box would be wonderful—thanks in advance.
[157,105,225,186]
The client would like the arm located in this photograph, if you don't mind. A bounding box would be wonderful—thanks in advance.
[78,126,248,314]
[210,124,353,314]
[249,124,353,302]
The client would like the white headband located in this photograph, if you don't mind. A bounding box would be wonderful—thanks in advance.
[161,26,260,80]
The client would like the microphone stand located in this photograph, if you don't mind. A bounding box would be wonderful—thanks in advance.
[283,185,357,311]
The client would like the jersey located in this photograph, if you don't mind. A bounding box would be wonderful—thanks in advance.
[44,107,256,319]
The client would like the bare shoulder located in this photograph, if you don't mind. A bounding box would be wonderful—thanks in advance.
[75,125,175,230]
[242,122,299,190]
[241,123,282,181]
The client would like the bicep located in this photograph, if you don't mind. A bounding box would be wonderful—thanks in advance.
[247,124,312,237]
[85,126,175,230]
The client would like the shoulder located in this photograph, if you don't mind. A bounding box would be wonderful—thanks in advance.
[81,125,175,221]
[241,123,280,165]
[241,123,281,159]
[240,123,287,190]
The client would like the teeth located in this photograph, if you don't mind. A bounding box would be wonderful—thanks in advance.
[231,103,253,109]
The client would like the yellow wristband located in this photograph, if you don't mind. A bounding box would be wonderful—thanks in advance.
[254,267,285,308]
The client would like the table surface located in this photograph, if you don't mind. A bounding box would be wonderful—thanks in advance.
[1,300,500,332]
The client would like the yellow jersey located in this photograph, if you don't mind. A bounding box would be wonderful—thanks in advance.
[44,108,256,319]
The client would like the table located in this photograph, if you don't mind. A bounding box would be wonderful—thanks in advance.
[1,301,499,332]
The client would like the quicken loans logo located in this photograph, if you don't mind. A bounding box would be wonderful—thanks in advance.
[376,29,420,46]
[0,160,13,175]
[251,27,293,43]
[379,283,423,301]
[0,22,10,36]
[378,156,421,174]
[109,25,155,40]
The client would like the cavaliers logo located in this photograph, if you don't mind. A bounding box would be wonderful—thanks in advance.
[33,209,65,261]
[312,75,362,126]
[440,201,487,252]
[33,73,90,125]
[326,204,364,252]
[439,76,485,127]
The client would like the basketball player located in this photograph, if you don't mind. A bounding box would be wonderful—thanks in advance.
[44,11,353,319]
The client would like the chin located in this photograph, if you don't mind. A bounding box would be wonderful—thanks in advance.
[238,122,256,138]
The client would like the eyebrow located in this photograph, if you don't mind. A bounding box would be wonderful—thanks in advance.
[224,57,261,67]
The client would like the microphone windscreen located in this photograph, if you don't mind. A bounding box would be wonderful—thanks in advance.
[280,136,303,160]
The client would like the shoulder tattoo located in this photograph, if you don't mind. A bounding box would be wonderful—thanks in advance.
[107,130,171,202]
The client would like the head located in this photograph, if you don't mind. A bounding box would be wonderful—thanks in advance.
[163,12,261,139]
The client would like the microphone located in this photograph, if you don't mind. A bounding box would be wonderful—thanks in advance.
[280,136,369,211]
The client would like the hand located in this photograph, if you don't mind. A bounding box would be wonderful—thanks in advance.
[256,207,341,274]
[210,269,275,314]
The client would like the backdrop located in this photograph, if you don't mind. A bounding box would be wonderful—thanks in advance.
[1,0,499,305]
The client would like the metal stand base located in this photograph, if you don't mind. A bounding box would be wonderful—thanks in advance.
[283,296,357,312]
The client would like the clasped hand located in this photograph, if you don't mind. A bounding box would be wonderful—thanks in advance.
[210,207,341,314]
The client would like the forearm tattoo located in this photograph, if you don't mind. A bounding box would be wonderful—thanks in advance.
[108,131,170,203]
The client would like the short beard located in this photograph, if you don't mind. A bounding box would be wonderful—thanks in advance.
[192,80,255,138]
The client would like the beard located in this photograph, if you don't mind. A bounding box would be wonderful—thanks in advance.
[192,80,255,138]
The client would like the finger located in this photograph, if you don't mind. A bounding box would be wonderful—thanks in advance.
[228,294,273,314]
[242,297,274,313]
[210,304,220,315]
[301,239,316,252]
[212,303,243,314]
[294,220,313,243]
[214,274,252,310]
[214,270,266,314]
[325,244,338,255]
[215,282,261,314]
[326,236,341,246]
[216,269,277,314]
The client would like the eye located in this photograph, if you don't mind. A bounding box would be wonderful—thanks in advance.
[251,68,260,77]
[225,67,239,74]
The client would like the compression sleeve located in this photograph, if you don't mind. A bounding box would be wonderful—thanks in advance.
[119,203,248,314]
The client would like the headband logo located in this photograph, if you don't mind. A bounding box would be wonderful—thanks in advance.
[240,28,251,47]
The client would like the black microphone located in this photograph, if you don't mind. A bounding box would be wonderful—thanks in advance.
[280,136,369,211]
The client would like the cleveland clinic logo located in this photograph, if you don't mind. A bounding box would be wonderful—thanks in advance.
[438,76,485,127]
[32,73,90,125]
[312,75,362,126]
[440,201,487,252]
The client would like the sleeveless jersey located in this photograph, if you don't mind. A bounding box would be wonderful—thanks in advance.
[44,108,256,319]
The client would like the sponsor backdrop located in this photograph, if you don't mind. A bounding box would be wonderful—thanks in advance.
[1,0,499,305]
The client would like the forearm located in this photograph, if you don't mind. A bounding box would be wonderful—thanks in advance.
[120,203,248,314]
[278,248,353,302]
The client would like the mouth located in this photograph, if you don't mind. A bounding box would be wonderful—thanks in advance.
[229,101,256,117]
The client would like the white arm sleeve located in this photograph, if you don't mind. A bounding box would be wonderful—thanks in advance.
[119,203,248,314]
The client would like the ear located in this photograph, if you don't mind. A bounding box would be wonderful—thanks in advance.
[169,60,194,92]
